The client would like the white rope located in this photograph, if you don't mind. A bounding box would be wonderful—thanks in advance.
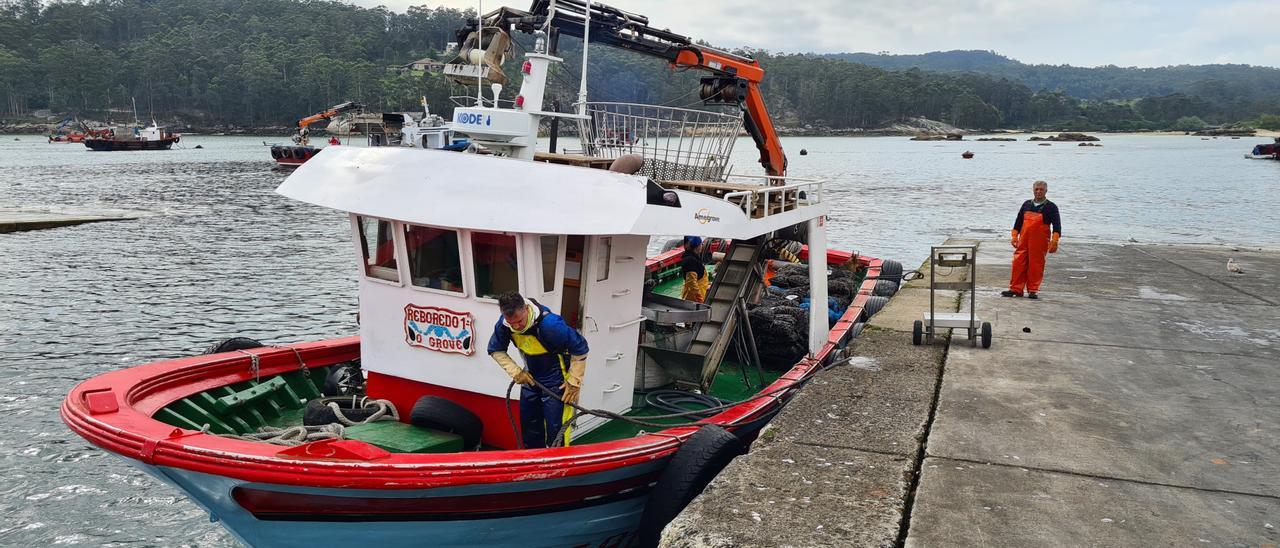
[213,397,399,446]
[326,396,399,426]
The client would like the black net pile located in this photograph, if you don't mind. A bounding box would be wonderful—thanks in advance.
[747,263,862,369]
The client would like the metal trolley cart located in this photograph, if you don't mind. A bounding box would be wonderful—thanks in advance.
[913,244,993,348]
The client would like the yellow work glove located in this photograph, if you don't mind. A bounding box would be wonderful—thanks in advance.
[1010,229,1019,248]
[1048,234,1060,254]
[491,352,533,385]
[562,354,587,405]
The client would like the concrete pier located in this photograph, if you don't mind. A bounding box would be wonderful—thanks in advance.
[0,211,139,233]
[665,240,1280,547]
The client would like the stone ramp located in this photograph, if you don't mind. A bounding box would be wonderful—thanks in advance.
[662,328,945,548]
[664,241,1280,547]
[907,241,1280,546]
[0,211,139,233]
[663,260,954,547]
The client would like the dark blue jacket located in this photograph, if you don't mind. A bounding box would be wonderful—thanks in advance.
[1012,199,1062,235]
[487,303,589,385]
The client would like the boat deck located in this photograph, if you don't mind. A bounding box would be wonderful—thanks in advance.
[576,361,781,444]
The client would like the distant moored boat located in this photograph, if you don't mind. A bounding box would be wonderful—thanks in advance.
[83,123,179,151]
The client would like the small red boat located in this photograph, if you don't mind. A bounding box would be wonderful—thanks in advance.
[962,151,974,159]
[272,101,363,168]
[1247,140,1279,160]
[270,144,320,166]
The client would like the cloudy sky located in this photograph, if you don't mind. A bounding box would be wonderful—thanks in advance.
[348,0,1280,68]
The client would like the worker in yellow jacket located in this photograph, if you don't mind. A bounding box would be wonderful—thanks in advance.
[680,236,710,302]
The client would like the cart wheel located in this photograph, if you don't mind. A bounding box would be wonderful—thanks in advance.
[912,320,923,345]
[981,322,993,349]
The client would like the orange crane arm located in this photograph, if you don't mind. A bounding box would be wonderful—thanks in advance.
[673,49,786,177]
[296,101,363,131]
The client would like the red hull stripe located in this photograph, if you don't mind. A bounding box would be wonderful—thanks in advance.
[232,471,658,522]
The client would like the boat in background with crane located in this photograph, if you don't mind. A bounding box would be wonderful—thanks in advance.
[47,114,109,143]
[269,101,363,167]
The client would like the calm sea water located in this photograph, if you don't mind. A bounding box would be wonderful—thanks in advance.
[1,133,1277,546]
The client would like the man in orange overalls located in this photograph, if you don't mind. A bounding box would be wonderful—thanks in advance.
[1002,180,1062,299]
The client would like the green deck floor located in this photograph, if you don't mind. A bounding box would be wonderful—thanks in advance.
[651,264,716,299]
[575,360,781,444]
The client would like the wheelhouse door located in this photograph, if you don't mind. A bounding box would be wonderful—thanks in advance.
[575,235,648,435]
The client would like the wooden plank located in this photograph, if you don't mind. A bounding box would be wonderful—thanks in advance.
[533,152,615,169]
[660,179,759,192]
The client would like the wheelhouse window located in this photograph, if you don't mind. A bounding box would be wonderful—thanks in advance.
[472,232,519,299]
[357,216,399,283]
[540,235,558,293]
[596,237,612,282]
[405,224,464,293]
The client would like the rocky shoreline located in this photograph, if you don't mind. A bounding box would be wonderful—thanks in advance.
[0,119,294,136]
[4,116,1274,139]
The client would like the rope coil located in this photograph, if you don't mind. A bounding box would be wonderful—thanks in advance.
[213,396,398,446]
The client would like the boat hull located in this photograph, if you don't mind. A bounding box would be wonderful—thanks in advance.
[271,145,319,167]
[138,463,656,547]
[84,137,178,151]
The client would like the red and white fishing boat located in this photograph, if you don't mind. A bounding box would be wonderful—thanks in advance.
[83,122,180,151]
[63,2,901,546]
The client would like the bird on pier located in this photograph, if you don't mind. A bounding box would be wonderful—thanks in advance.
[1227,258,1245,274]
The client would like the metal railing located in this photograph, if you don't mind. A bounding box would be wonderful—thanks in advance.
[721,175,826,219]
[577,102,741,182]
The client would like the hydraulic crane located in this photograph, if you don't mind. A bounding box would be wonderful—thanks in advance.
[460,0,788,177]
[293,101,364,146]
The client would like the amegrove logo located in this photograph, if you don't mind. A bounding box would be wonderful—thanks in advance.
[694,208,720,224]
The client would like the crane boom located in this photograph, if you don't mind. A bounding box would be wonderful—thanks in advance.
[467,0,787,176]
[297,101,364,131]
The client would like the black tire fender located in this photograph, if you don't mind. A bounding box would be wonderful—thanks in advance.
[879,259,903,280]
[409,396,484,450]
[848,321,866,339]
[204,337,264,355]
[303,396,381,426]
[861,295,890,320]
[636,425,744,547]
[323,362,365,397]
[872,279,899,297]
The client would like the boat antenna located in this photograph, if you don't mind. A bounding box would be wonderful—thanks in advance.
[576,0,591,116]
[476,0,483,107]
[131,96,139,126]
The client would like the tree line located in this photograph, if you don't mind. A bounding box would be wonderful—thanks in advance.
[2,0,1277,132]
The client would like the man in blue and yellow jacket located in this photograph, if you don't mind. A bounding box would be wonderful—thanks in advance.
[488,292,589,448]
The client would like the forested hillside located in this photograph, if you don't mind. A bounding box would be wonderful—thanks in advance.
[831,50,1280,125]
[2,1,1278,132]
